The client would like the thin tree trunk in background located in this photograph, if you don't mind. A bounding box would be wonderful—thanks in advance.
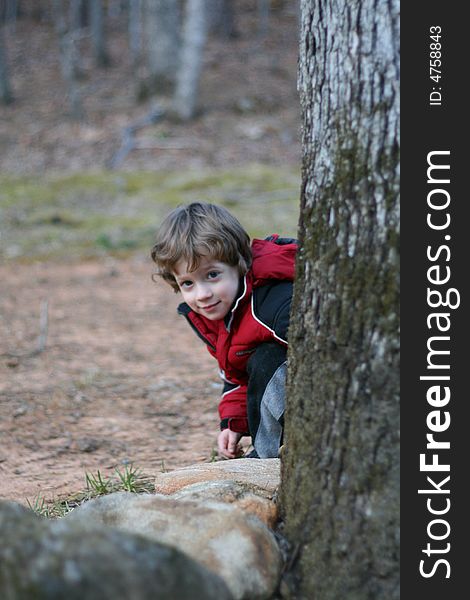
[280,0,400,598]
[52,0,67,34]
[53,0,84,121]
[173,0,207,120]
[207,0,235,39]
[0,26,13,104]
[108,0,123,18]
[69,0,86,30]
[5,0,18,31]
[61,29,84,120]
[128,0,142,66]
[257,0,269,38]
[89,0,109,67]
[144,0,180,90]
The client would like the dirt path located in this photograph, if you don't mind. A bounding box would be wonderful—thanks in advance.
[0,258,246,504]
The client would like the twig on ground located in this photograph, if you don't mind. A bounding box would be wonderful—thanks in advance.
[108,106,165,169]
[134,137,199,150]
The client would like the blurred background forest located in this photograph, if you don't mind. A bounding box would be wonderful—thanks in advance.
[0,1,302,502]
[1,0,301,260]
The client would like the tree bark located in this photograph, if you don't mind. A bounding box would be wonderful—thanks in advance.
[280,0,400,598]
[173,0,207,120]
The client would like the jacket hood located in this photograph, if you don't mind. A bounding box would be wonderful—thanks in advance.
[250,235,297,288]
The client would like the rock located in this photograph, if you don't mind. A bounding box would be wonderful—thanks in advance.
[154,457,280,497]
[171,479,278,528]
[77,437,102,452]
[0,500,232,600]
[66,492,282,600]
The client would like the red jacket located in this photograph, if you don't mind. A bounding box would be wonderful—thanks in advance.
[177,236,297,433]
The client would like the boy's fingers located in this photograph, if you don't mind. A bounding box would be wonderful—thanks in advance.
[218,430,232,458]
[220,447,234,459]
[217,430,242,459]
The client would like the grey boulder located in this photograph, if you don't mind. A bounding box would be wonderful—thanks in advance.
[0,499,232,600]
[66,491,282,600]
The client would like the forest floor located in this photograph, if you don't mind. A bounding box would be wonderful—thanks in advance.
[0,259,233,503]
[0,3,300,506]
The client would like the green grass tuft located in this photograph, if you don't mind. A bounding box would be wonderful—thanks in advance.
[114,464,147,493]
[85,469,113,496]
[26,464,156,519]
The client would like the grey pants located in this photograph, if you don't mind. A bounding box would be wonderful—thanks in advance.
[246,343,286,458]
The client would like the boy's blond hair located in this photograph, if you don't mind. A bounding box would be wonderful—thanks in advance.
[151,202,252,292]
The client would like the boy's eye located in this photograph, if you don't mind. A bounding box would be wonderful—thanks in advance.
[207,271,220,280]
[180,280,193,288]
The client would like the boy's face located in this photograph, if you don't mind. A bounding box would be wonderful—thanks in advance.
[173,256,240,321]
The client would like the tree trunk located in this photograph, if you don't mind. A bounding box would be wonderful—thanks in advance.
[207,0,235,39]
[89,0,109,67]
[173,0,207,121]
[52,0,67,35]
[128,0,142,66]
[0,26,13,105]
[280,0,400,598]
[69,0,87,30]
[60,29,84,120]
[143,0,180,89]
[5,0,18,30]
[257,0,270,38]
[52,0,83,117]
[108,0,124,18]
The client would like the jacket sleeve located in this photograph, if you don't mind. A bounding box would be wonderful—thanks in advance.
[218,382,249,434]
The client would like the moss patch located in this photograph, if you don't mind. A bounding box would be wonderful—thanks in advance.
[0,166,300,262]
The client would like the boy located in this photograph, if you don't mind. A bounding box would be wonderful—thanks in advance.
[151,202,297,459]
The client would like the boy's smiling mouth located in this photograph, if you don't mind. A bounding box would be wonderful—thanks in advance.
[198,301,221,311]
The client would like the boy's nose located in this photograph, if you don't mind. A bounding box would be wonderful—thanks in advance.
[196,284,213,302]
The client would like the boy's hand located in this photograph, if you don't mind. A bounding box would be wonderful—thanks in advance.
[217,429,243,459]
